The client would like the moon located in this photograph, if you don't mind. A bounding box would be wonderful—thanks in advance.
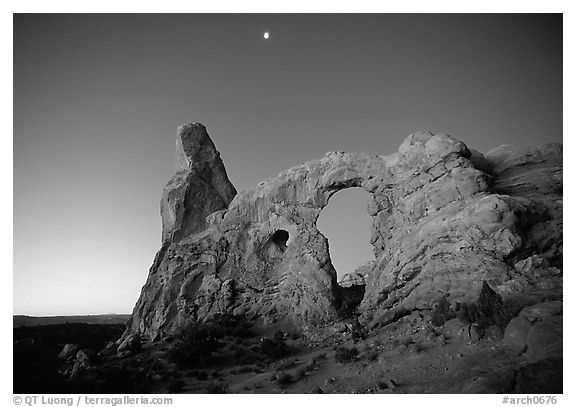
[263,32,270,40]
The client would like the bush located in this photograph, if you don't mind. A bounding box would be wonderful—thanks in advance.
[276,372,292,385]
[167,380,185,393]
[207,383,228,394]
[476,282,506,328]
[236,353,261,365]
[278,359,298,370]
[454,283,506,327]
[209,313,254,338]
[364,350,379,362]
[350,320,367,342]
[313,353,327,362]
[431,296,454,327]
[399,337,413,347]
[238,366,253,374]
[455,302,479,325]
[335,346,359,363]
[305,360,317,371]
[192,370,208,380]
[409,343,424,353]
[259,331,289,359]
[294,367,306,380]
[167,322,225,367]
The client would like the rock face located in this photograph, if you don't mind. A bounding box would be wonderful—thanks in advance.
[504,301,563,361]
[125,124,562,341]
[160,123,237,243]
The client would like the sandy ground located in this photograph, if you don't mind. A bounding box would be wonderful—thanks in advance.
[100,312,559,394]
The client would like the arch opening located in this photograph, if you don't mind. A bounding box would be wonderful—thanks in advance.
[316,187,374,285]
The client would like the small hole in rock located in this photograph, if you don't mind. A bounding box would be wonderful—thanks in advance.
[271,230,289,252]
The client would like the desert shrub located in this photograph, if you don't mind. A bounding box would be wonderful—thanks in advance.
[209,313,254,337]
[476,282,507,328]
[431,296,454,327]
[194,370,208,380]
[399,337,413,347]
[278,359,298,370]
[96,366,152,393]
[409,343,424,353]
[365,350,379,362]
[167,322,224,367]
[237,353,261,365]
[305,360,317,371]
[351,320,367,342]
[259,331,289,359]
[335,346,359,363]
[377,379,398,390]
[455,302,479,325]
[167,379,185,393]
[238,366,253,374]
[276,372,292,385]
[454,282,506,328]
[338,285,366,318]
[377,381,388,390]
[313,352,327,362]
[294,367,306,380]
[207,382,228,394]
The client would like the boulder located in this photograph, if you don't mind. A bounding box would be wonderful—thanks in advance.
[520,301,562,322]
[504,316,532,355]
[441,318,468,340]
[69,349,95,380]
[117,333,141,353]
[504,301,563,361]
[338,272,366,288]
[76,349,94,365]
[525,317,563,362]
[469,324,484,342]
[58,344,79,360]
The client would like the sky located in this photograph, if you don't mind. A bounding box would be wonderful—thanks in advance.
[13,14,562,316]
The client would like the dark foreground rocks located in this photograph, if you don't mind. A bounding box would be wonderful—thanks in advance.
[15,305,562,394]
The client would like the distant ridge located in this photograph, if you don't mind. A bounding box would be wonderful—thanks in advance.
[13,314,130,328]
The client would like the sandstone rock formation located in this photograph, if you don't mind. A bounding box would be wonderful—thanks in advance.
[160,123,237,243]
[504,301,562,361]
[124,124,562,341]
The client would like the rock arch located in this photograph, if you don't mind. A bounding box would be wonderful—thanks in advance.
[125,124,563,341]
